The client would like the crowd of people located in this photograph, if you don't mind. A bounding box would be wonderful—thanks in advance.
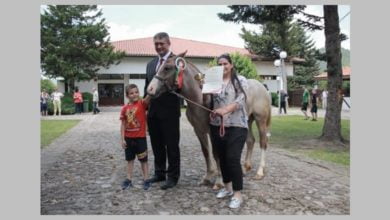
[40,87,100,116]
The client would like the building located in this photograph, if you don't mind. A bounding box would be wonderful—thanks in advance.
[314,66,351,81]
[57,37,303,106]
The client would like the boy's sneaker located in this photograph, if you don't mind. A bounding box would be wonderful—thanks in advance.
[216,188,233,199]
[143,180,151,190]
[121,179,133,190]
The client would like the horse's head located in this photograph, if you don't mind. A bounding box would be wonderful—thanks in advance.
[147,51,188,98]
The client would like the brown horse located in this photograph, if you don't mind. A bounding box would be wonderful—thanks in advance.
[146,52,272,188]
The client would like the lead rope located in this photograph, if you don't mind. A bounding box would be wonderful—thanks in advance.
[170,90,225,137]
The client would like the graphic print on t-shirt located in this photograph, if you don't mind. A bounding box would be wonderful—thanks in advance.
[126,107,140,130]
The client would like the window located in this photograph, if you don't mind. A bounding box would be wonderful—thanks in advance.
[97,74,124,80]
[260,75,277,80]
[129,74,146,79]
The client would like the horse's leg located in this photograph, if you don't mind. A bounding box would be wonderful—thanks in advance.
[243,116,255,175]
[254,117,269,180]
[210,137,224,190]
[194,128,217,185]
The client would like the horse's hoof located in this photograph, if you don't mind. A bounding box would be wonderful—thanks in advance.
[253,174,264,180]
[212,183,224,190]
[199,179,213,186]
[244,164,252,172]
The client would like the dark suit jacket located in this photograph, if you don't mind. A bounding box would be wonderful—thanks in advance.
[144,56,181,119]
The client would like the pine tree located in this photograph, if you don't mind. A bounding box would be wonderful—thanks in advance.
[218,5,346,143]
[41,5,125,92]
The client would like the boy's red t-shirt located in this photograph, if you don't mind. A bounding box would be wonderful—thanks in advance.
[120,100,148,138]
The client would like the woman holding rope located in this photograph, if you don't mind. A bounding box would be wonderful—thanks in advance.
[209,53,249,209]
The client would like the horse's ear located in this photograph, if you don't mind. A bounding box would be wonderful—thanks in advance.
[177,50,187,58]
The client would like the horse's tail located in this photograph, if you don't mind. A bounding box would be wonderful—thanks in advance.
[266,104,272,128]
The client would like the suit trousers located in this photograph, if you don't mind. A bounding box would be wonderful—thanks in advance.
[147,116,180,182]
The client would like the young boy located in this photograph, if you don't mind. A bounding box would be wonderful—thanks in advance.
[120,84,151,190]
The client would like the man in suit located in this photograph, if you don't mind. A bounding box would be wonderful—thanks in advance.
[144,32,181,190]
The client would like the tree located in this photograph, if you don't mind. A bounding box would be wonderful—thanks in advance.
[41,79,56,94]
[218,5,346,143]
[219,6,321,92]
[41,5,125,92]
[321,5,344,142]
[208,52,259,80]
[287,24,320,89]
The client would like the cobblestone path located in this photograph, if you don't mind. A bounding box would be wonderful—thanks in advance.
[41,110,349,215]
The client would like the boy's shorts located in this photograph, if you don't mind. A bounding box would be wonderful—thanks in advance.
[124,137,148,162]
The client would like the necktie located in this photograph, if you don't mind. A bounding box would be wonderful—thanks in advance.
[157,58,164,71]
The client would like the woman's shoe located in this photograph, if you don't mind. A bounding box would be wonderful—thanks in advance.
[229,197,243,209]
[216,188,233,199]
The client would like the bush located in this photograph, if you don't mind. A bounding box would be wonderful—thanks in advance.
[82,92,93,111]
[271,92,279,107]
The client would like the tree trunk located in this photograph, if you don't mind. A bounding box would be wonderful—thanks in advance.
[321,5,344,142]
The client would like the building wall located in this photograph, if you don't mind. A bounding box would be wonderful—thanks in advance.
[57,56,295,102]
[254,61,294,77]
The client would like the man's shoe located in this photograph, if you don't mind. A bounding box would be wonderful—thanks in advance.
[147,175,166,183]
[143,180,151,190]
[216,188,233,199]
[121,179,133,190]
[160,180,176,190]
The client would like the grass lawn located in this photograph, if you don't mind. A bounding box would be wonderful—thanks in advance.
[41,120,81,148]
[254,115,350,166]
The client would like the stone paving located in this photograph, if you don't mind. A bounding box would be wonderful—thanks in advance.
[41,108,350,215]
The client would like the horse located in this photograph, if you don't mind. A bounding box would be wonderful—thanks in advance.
[146,51,272,189]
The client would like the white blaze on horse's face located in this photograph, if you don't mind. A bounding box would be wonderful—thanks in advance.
[147,76,159,96]
[147,61,176,97]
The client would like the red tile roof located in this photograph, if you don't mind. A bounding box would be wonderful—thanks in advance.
[111,37,251,58]
[315,66,351,80]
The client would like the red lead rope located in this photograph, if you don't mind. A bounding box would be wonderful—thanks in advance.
[209,112,225,137]
[170,90,225,137]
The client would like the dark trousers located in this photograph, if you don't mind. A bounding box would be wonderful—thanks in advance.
[210,125,248,191]
[147,116,180,182]
[280,101,287,114]
[75,103,83,114]
[93,102,100,114]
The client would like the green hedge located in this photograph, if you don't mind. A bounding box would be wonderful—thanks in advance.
[271,92,279,107]
[82,92,93,111]
[47,92,93,115]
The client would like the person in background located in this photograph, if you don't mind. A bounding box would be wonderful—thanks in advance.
[40,89,50,116]
[310,88,319,121]
[279,89,288,114]
[51,88,64,116]
[301,86,310,120]
[73,87,83,114]
[92,88,100,114]
[322,89,328,110]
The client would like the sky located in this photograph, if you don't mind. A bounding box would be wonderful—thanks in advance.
[98,5,350,50]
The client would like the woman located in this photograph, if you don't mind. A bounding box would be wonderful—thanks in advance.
[209,54,248,209]
[40,89,50,116]
[73,87,83,114]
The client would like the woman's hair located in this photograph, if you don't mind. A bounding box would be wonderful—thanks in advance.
[125,84,138,96]
[217,53,247,100]
[75,87,79,92]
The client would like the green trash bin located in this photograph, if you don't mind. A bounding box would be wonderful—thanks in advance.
[83,100,89,112]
